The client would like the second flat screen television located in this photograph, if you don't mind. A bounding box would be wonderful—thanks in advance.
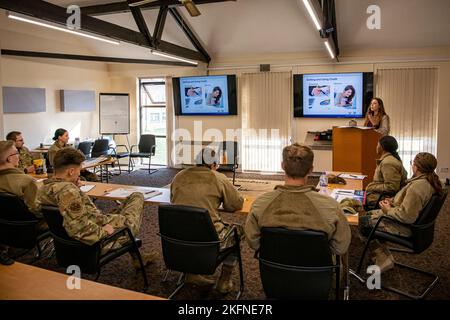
[173,75,237,116]
[294,72,373,118]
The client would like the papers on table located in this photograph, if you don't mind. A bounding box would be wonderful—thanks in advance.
[82,156,109,168]
[338,173,366,180]
[330,189,366,206]
[104,187,162,200]
[80,185,96,193]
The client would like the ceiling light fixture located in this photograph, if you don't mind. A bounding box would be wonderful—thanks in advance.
[324,40,335,59]
[302,0,321,30]
[7,12,120,45]
[151,50,198,65]
[128,0,159,7]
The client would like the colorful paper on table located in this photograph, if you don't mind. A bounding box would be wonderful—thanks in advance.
[330,189,366,205]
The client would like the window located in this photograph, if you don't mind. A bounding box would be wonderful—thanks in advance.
[139,78,167,165]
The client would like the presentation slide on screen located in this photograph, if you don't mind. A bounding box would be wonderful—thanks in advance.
[302,73,363,117]
[180,75,229,115]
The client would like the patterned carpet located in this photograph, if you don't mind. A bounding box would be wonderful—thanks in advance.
[12,168,450,300]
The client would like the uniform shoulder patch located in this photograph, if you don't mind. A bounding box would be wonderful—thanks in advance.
[69,202,83,213]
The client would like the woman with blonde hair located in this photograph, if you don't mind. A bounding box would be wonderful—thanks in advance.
[364,97,390,136]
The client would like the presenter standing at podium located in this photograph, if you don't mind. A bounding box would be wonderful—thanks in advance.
[363,98,390,136]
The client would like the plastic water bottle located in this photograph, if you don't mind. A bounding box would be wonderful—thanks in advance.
[319,172,328,193]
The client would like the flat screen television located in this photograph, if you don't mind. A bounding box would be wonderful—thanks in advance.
[293,72,373,118]
[173,75,237,116]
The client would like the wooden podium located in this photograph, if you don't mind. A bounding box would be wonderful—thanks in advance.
[332,127,381,187]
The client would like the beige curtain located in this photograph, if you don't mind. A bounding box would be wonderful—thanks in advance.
[165,76,176,167]
[240,72,292,172]
[376,67,438,176]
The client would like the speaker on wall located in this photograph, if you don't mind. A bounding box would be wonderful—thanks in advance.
[60,90,96,112]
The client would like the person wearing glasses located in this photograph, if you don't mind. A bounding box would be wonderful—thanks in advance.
[360,152,444,273]
[0,140,44,265]
[6,131,35,174]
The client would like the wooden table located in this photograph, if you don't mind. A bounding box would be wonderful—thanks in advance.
[29,158,117,182]
[85,182,171,204]
[85,175,364,225]
[0,262,164,300]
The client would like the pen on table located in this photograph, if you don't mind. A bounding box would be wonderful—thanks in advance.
[349,174,358,178]
[145,190,157,194]
[103,188,113,194]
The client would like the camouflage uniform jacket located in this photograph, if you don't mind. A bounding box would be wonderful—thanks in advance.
[170,166,244,235]
[368,173,437,236]
[38,178,129,245]
[18,146,34,170]
[366,153,408,196]
[48,141,68,167]
[245,185,351,255]
[0,167,41,216]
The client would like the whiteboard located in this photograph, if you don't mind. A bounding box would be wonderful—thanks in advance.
[99,93,130,134]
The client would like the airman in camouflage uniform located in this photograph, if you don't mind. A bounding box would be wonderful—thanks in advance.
[38,178,144,252]
[0,140,45,264]
[6,131,36,173]
[245,144,351,291]
[38,147,157,266]
[0,140,42,216]
[49,128,98,181]
[360,152,444,273]
[170,148,244,293]
[365,136,407,208]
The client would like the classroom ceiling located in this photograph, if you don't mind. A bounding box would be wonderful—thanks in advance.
[1,0,450,63]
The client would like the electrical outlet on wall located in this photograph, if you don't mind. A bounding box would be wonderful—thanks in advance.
[440,167,449,173]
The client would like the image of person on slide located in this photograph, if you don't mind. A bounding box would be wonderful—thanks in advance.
[206,86,222,106]
[335,85,355,107]
[309,85,330,97]
[185,87,201,97]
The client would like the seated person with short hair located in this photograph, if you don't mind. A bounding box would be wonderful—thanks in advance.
[0,140,43,265]
[365,135,408,208]
[360,152,444,272]
[38,148,157,267]
[245,143,351,257]
[170,147,244,293]
[6,131,36,174]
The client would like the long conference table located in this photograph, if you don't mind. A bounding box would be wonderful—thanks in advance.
[83,175,362,225]
[0,262,164,300]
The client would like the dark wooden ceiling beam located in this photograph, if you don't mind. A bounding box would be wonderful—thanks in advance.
[168,7,210,62]
[81,0,236,16]
[0,49,197,66]
[0,0,207,62]
[153,6,168,44]
[127,1,154,47]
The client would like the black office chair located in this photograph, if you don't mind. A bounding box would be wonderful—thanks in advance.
[91,139,110,158]
[41,205,149,291]
[218,141,239,186]
[110,144,130,175]
[0,192,51,259]
[77,141,92,158]
[355,190,448,299]
[258,228,341,300]
[129,134,157,174]
[157,204,244,299]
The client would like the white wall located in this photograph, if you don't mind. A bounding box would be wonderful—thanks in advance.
[1,56,110,149]
[104,48,450,176]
